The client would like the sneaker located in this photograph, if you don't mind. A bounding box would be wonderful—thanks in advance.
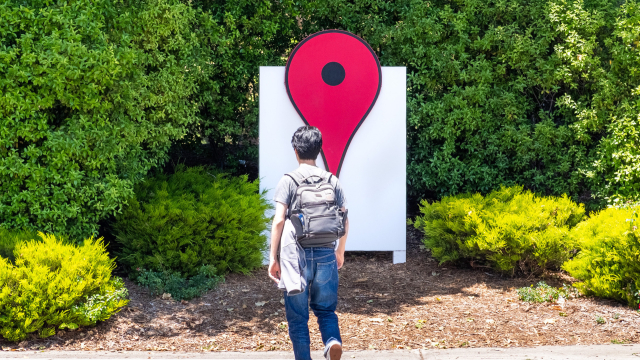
[324,340,342,360]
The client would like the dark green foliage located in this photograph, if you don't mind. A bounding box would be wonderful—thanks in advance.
[563,207,640,307]
[295,0,639,204]
[516,281,579,303]
[4,0,640,236]
[570,1,640,204]
[173,0,302,173]
[135,266,222,301]
[193,0,640,205]
[0,0,204,237]
[393,0,586,198]
[113,166,271,277]
[0,233,128,341]
[412,186,585,274]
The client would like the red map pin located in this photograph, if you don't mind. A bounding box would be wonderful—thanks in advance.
[285,30,382,177]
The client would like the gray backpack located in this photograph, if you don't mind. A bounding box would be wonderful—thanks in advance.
[286,169,347,246]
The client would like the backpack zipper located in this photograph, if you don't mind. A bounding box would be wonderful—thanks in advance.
[309,213,335,219]
[302,203,335,208]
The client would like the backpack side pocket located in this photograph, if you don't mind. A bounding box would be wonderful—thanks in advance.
[290,213,304,239]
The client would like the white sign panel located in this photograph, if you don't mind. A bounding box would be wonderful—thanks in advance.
[259,66,406,263]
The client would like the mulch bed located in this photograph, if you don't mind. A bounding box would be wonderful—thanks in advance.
[4,227,640,352]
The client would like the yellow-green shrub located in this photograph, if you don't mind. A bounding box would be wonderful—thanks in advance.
[413,186,585,274]
[0,228,39,262]
[563,207,640,307]
[0,233,128,341]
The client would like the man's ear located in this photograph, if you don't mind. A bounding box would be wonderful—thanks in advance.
[294,149,300,161]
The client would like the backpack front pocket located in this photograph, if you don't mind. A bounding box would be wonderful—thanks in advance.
[308,213,340,236]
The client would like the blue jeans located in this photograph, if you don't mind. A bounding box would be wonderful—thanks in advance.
[284,247,341,360]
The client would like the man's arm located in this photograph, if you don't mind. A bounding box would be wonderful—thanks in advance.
[268,202,288,283]
[335,207,349,269]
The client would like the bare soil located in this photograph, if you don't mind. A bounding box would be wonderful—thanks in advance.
[5,228,640,352]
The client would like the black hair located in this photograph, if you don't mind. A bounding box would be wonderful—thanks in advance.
[291,126,323,160]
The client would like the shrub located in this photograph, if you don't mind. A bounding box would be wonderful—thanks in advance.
[0,233,128,341]
[556,0,640,204]
[135,265,222,301]
[4,0,640,235]
[172,0,301,174]
[189,0,637,205]
[563,207,640,307]
[0,0,204,238]
[516,281,579,303]
[393,0,638,203]
[113,166,271,278]
[0,228,39,262]
[412,186,585,274]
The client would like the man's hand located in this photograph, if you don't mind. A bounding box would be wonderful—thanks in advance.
[268,258,281,284]
[335,250,345,270]
[335,213,348,270]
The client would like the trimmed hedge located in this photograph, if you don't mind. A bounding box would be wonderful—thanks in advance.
[0,233,127,341]
[412,186,585,274]
[113,166,271,278]
[563,207,640,307]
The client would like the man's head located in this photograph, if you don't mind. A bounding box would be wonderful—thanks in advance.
[291,126,323,160]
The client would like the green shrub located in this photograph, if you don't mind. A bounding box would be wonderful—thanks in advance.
[179,0,638,205]
[0,233,128,341]
[563,207,640,307]
[113,166,271,278]
[516,281,579,303]
[0,228,39,262]
[557,0,640,204]
[4,0,640,235]
[299,0,589,199]
[174,0,301,173]
[0,0,204,238]
[413,186,585,274]
[135,265,222,301]
[300,0,640,205]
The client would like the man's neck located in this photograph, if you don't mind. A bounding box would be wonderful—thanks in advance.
[298,159,316,167]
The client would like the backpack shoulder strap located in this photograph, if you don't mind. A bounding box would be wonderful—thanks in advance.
[322,171,333,184]
[285,171,305,187]
[286,167,332,187]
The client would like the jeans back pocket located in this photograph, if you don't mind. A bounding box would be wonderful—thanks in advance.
[315,260,336,285]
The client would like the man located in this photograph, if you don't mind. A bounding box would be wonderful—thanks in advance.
[268,125,349,360]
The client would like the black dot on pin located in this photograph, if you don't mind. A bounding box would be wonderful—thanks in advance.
[321,62,345,86]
